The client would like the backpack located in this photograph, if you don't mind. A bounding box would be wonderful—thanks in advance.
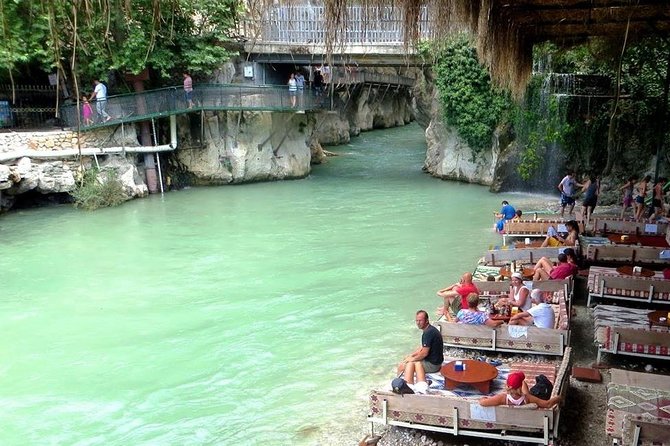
[391,377,414,395]
[529,374,553,400]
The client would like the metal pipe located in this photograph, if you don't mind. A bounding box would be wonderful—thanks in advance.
[156,151,164,195]
[0,113,179,162]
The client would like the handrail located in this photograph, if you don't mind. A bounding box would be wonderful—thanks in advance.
[58,79,416,130]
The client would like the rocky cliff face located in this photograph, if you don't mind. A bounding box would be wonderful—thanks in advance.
[0,155,147,212]
[415,69,502,186]
[174,110,314,184]
[313,78,415,146]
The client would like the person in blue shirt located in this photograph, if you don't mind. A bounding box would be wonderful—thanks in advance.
[495,200,516,232]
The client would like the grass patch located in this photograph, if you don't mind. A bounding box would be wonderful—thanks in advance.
[72,168,127,210]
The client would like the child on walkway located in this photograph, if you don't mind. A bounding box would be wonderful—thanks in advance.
[82,95,93,125]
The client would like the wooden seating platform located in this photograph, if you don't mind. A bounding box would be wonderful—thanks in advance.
[606,369,670,446]
[368,349,572,445]
[502,220,584,245]
[482,247,562,266]
[584,244,670,266]
[587,266,670,307]
[593,218,668,236]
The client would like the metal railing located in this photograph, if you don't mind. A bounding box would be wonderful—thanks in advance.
[242,5,432,45]
[58,84,328,130]
[58,78,416,130]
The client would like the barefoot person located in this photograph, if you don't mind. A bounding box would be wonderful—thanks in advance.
[649,177,667,222]
[437,272,479,309]
[558,171,582,218]
[479,371,561,408]
[634,175,651,221]
[397,310,443,385]
[581,174,599,225]
[532,252,578,281]
[619,175,637,219]
[541,220,579,247]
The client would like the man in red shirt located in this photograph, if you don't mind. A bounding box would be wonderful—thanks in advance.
[437,272,480,310]
[532,253,577,281]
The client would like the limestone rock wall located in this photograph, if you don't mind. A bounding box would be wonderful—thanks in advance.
[0,126,139,158]
[0,124,148,212]
[0,155,147,212]
[175,110,313,184]
[415,69,513,190]
[313,82,415,146]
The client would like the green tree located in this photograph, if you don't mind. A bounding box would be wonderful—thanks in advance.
[424,36,512,153]
[0,0,241,88]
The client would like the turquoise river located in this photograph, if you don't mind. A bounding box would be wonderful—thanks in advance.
[1,124,509,445]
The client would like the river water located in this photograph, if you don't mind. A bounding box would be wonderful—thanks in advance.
[0,124,504,445]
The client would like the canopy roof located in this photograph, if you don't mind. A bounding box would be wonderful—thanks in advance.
[323,0,670,97]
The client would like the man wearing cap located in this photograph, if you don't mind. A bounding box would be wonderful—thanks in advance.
[437,272,479,311]
[509,289,555,328]
[397,310,444,385]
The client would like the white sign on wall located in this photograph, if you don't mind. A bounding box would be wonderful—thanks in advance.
[243,66,254,78]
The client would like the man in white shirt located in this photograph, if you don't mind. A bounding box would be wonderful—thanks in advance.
[508,289,555,328]
[558,171,584,218]
[89,79,111,122]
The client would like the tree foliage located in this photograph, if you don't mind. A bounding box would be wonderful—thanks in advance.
[423,36,511,153]
[537,37,670,178]
[0,0,241,88]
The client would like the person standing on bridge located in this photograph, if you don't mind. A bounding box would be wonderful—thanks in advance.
[183,72,194,109]
[295,70,305,106]
[89,79,111,122]
[288,73,297,107]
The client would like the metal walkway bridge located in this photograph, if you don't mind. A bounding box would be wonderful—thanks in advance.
[59,84,323,131]
[59,74,415,130]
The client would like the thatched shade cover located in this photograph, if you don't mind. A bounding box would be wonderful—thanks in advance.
[315,0,670,97]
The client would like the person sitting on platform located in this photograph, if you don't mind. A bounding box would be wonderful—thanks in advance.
[479,371,561,408]
[508,289,555,328]
[512,209,523,222]
[436,289,461,322]
[456,293,504,327]
[397,310,444,385]
[437,272,479,310]
[495,200,516,232]
[495,272,531,311]
[532,253,577,281]
[540,220,579,247]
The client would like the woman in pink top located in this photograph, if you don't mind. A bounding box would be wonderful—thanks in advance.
[479,371,561,408]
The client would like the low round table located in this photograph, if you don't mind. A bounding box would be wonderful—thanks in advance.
[648,310,670,329]
[616,265,655,278]
[441,360,498,394]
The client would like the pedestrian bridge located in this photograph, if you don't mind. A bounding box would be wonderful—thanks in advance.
[59,84,322,131]
[59,75,415,131]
